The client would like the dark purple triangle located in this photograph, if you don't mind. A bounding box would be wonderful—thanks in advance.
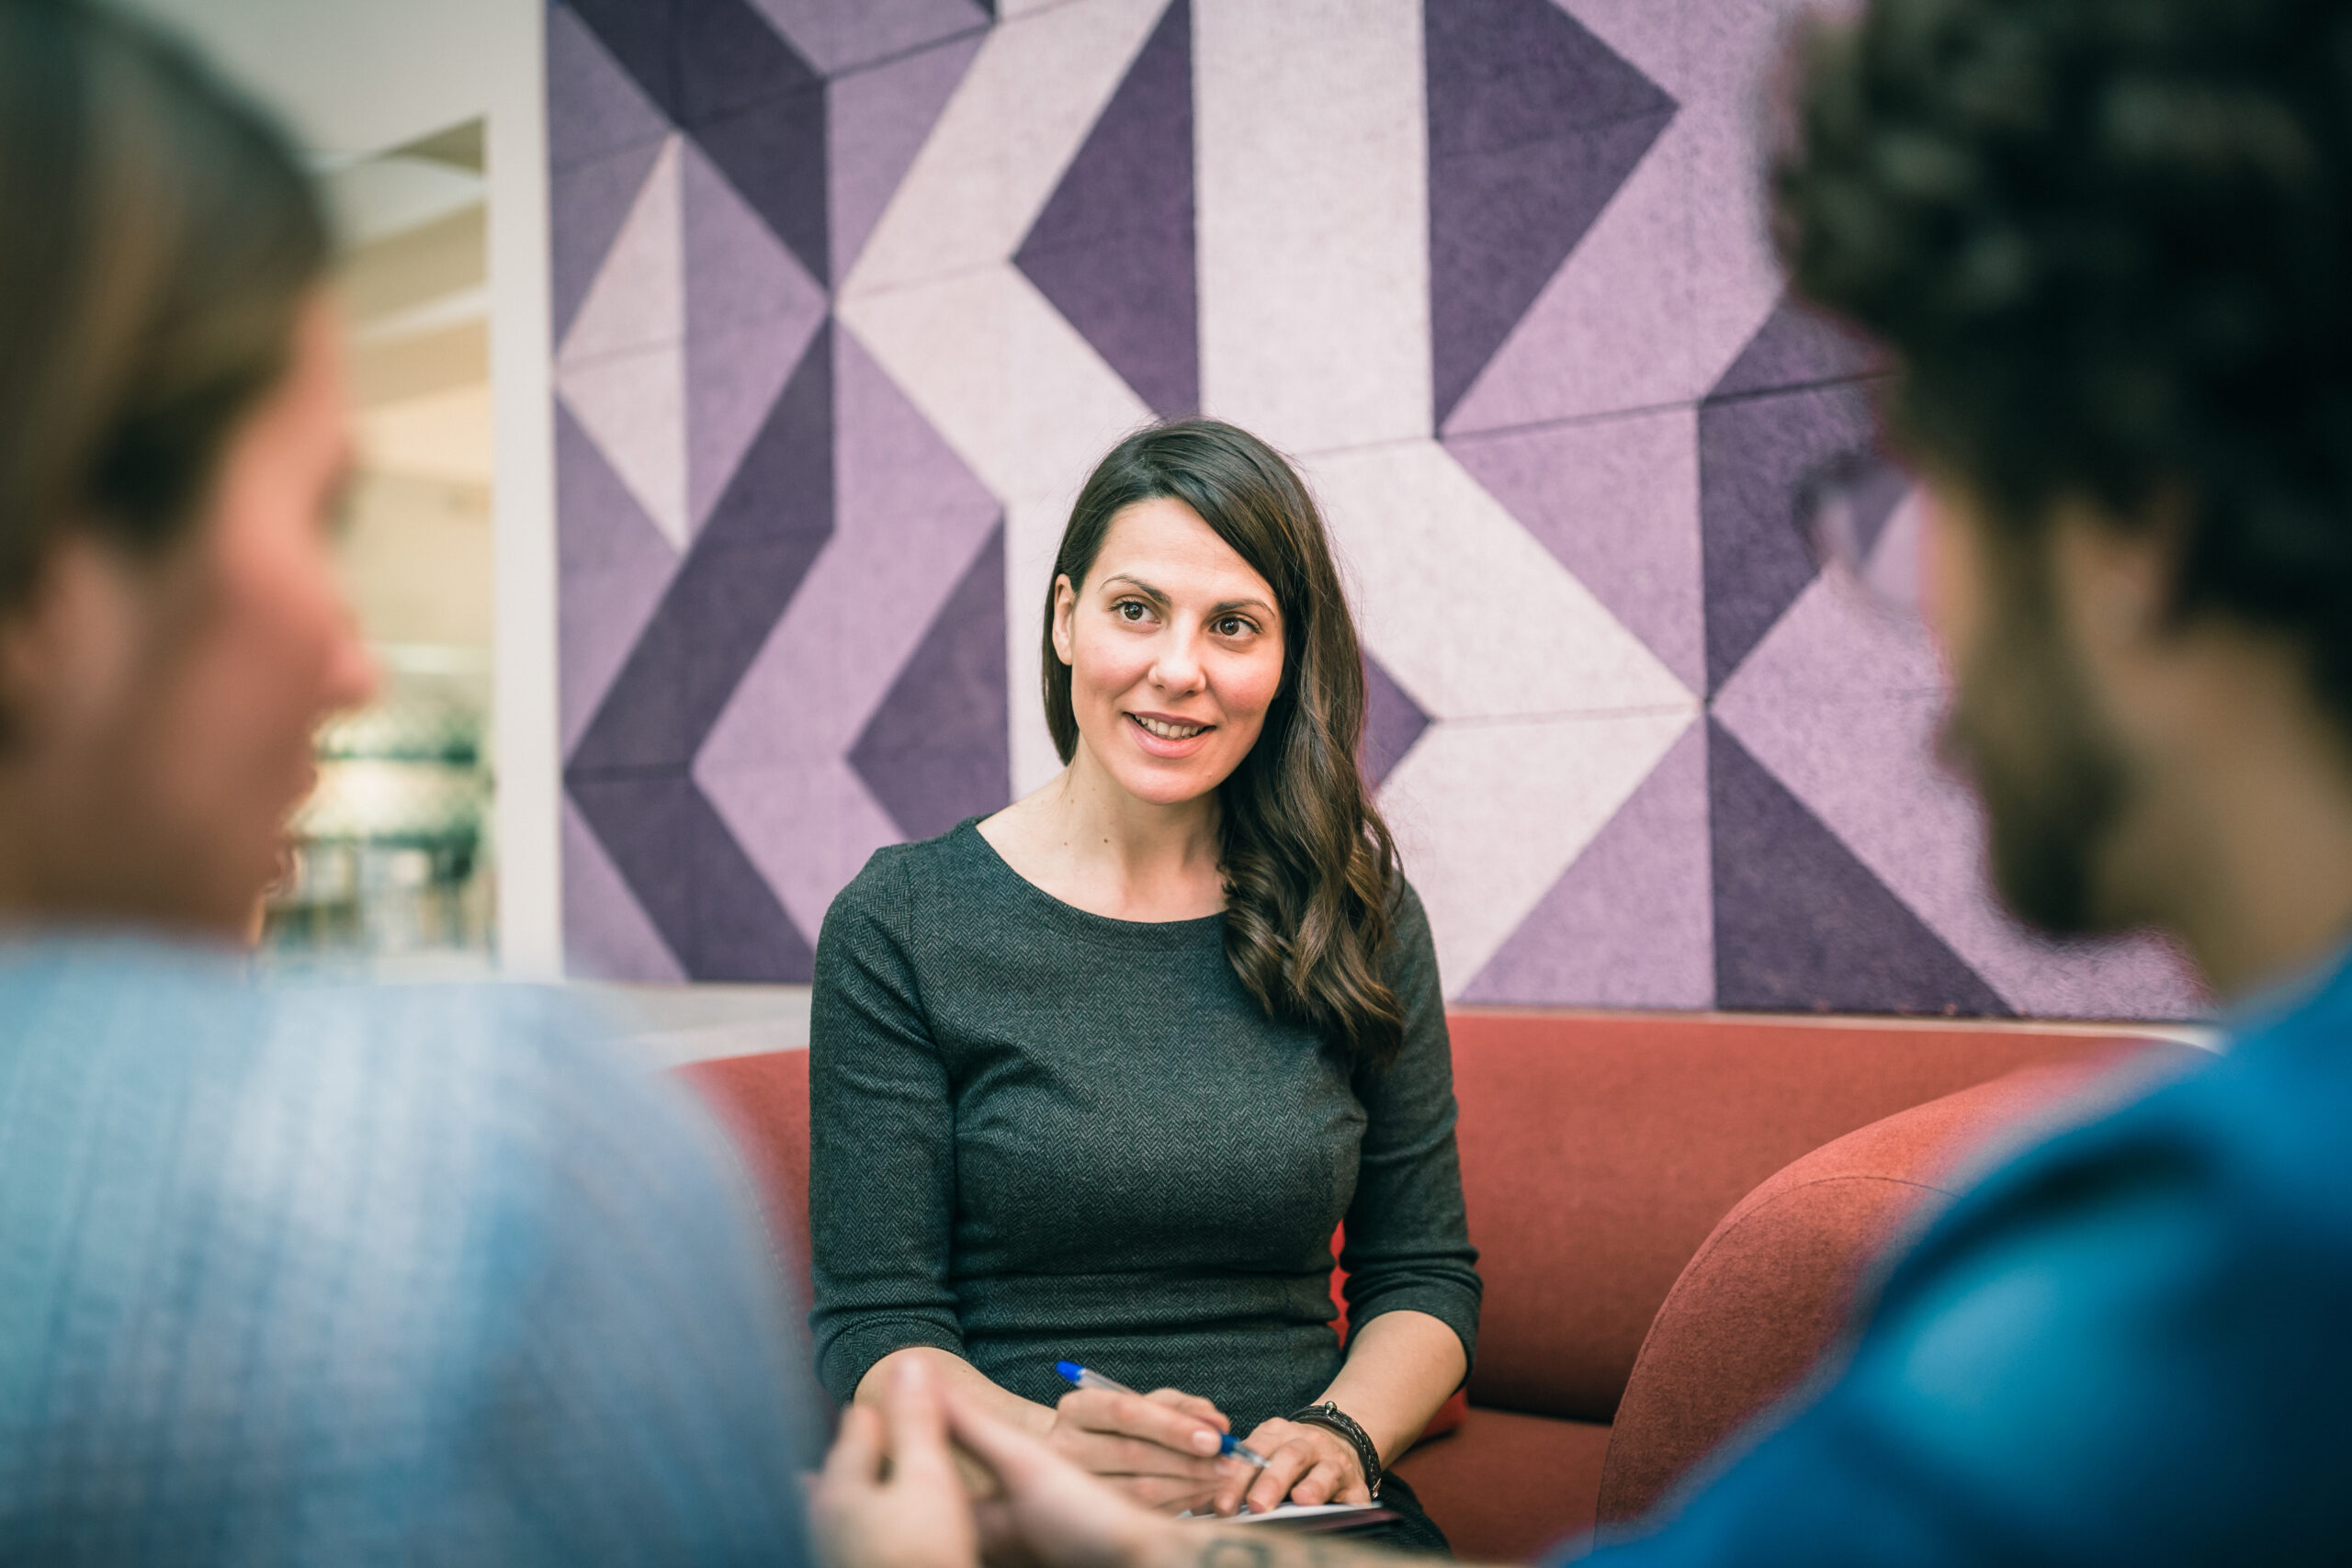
[564,0,682,118]
[1012,0,1197,416]
[1698,370,1879,694]
[1709,719,2009,1016]
[1360,654,1430,789]
[550,135,668,347]
[850,525,1012,842]
[1426,0,1676,428]
[567,772,814,981]
[1709,298,1885,400]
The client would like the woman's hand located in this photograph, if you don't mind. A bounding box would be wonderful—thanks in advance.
[1213,1417,1370,1517]
[1041,1385,1238,1513]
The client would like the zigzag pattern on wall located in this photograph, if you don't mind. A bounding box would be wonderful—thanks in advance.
[548,0,2201,1019]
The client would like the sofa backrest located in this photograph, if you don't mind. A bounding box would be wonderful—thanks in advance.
[678,1014,2167,1431]
[1590,1043,2199,1527]
[1445,1010,2154,1424]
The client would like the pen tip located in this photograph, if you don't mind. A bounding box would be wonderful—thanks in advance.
[1055,1360,1083,1382]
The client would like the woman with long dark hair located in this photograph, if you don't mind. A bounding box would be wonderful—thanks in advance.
[808,420,1478,1546]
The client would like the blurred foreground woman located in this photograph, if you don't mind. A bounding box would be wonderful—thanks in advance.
[0,5,815,1561]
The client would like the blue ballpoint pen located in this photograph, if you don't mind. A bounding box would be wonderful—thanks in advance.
[1054,1360,1271,1469]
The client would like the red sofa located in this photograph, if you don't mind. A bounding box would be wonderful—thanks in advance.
[680,1010,2188,1561]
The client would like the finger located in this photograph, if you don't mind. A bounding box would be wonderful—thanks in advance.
[1245,1442,1316,1515]
[945,1393,1067,1493]
[1058,1389,1227,1458]
[820,1404,885,1494]
[1146,1388,1230,1432]
[882,1358,957,1487]
[1287,1458,1344,1508]
[1053,1428,1229,1482]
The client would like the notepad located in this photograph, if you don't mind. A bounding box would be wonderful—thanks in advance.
[1177,1502,1397,1531]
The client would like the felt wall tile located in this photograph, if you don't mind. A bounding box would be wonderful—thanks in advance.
[697,757,906,943]
[1446,405,1704,693]
[557,137,684,368]
[1425,0,1675,425]
[1462,717,1713,1008]
[561,796,687,982]
[828,30,987,283]
[752,0,987,77]
[1362,654,1432,790]
[1380,708,1694,991]
[556,403,681,759]
[1194,0,1431,453]
[1306,439,1692,721]
[548,3,670,172]
[1013,0,1196,415]
[551,139,671,346]
[557,342,690,552]
[1444,0,1796,433]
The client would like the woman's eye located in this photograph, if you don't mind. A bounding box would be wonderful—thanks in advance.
[1216,616,1252,637]
[1115,600,1148,622]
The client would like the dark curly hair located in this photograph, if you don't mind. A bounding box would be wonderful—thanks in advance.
[1775,0,2352,719]
[1043,421,1407,1071]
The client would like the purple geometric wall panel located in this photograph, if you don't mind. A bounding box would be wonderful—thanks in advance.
[1700,305,1883,694]
[1014,0,1198,416]
[1361,654,1430,790]
[549,0,2205,1019]
[1710,719,2009,1016]
[1425,0,1676,428]
[568,0,831,285]
[850,525,1012,843]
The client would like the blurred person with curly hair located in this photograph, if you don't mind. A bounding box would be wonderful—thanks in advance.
[808,1,2352,1563]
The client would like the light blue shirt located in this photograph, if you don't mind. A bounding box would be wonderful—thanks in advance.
[0,940,812,1564]
[1577,950,2352,1564]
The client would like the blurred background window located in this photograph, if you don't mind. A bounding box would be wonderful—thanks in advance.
[264,119,495,976]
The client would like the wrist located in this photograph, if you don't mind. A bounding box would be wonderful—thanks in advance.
[1287,1403,1383,1498]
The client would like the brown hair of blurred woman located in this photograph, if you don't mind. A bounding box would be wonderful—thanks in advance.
[0,0,371,939]
[1044,420,1409,1068]
[0,0,327,626]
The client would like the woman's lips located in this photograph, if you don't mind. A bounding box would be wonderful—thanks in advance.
[1125,710,1215,758]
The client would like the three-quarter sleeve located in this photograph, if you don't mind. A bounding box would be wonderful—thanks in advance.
[1337,878,1483,1373]
[807,852,967,1404]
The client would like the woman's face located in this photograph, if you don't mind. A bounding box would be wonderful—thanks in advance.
[0,291,376,937]
[1054,498,1286,808]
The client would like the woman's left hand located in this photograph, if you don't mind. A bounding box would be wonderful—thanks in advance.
[1210,1417,1370,1517]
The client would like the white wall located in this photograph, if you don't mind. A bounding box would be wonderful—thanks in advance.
[128,0,564,977]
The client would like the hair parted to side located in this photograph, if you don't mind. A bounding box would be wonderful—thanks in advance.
[0,0,328,619]
[1044,420,1408,1070]
[1774,0,2352,723]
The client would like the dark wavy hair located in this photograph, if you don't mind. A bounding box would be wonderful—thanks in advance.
[0,0,328,620]
[1774,0,2352,722]
[1043,421,1407,1069]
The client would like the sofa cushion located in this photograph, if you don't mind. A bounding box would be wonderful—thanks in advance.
[1592,1043,2201,1529]
[1447,1010,2157,1424]
[1388,1407,1611,1563]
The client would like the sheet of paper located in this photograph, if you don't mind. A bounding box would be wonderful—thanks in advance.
[1177,1502,1390,1526]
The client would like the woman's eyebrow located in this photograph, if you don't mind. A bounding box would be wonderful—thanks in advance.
[1101,574,1170,604]
[1209,597,1275,618]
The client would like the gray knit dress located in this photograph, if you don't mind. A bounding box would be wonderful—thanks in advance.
[808,818,1478,1541]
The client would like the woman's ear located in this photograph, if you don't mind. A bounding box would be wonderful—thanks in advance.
[0,536,142,752]
[1051,573,1077,667]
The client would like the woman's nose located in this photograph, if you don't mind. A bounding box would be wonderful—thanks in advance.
[1152,631,1204,694]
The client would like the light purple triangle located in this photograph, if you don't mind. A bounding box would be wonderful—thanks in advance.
[561,796,685,983]
[551,137,668,349]
[828,29,989,282]
[1713,570,2206,1019]
[682,141,829,534]
[1447,405,1702,691]
[752,0,987,77]
[1461,718,1712,1008]
[548,3,669,172]
[556,400,680,760]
